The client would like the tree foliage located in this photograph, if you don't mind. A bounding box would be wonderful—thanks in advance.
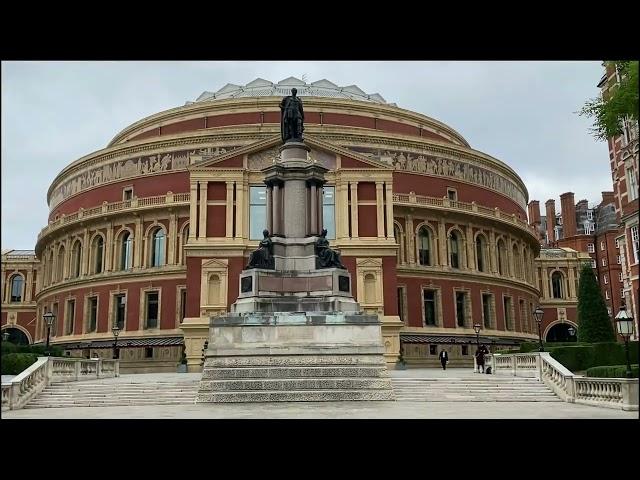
[576,263,615,343]
[580,60,639,141]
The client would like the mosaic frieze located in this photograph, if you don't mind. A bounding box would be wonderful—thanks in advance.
[49,146,239,209]
[346,146,526,208]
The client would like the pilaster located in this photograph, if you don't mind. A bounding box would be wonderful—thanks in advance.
[350,182,358,238]
[376,182,385,238]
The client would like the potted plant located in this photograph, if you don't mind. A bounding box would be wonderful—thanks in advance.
[177,350,188,373]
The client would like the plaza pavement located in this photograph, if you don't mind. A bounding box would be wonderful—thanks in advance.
[2,368,638,419]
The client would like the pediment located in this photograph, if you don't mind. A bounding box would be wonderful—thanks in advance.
[201,258,229,269]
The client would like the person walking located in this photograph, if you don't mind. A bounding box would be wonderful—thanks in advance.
[439,349,449,370]
[475,346,485,373]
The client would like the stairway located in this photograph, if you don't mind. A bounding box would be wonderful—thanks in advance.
[391,376,561,402]
[25,380,199,409]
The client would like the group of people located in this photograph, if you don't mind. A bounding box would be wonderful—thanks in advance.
[438,344,490,372]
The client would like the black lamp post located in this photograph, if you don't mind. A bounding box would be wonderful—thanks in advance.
[533,306,545,352]
[473,323,481,349]
[111,324,121,359]
[43,311,55,356]
[567,326,576,341]
[2,330,9,342]
[614,302,635,378]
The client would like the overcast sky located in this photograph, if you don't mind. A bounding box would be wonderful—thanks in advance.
[1,61,611,250]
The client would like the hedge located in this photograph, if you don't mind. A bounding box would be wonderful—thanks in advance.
[1,342,63,357]
[586,364,639,378]
[549,342,639,372]
[1,353,39,375]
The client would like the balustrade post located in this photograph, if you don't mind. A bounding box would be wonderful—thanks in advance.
[566,377,575,402]
[511,356,517,376]
[73,360,80,381]
[96,359,102,378]
[115,360,120,377]
[473,355,478,373]
[536,353,542,381]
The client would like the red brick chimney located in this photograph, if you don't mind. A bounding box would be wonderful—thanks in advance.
[560,192,577,238]
[528,200,541,226]
[545,199,556,245]
[601,191,615,206]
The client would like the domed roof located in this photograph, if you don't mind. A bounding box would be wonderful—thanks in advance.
[189,77,392,105]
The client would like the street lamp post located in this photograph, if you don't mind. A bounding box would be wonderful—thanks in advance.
[111,324,121,359]
[2,331,9,342]
[614,302,635,378]
[533,306,545,352]
[567,326,576,340]
[43,311,55,356]
[473,323,481,373]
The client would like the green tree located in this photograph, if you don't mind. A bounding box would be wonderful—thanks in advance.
[576,263,615,343]
[579,60,639,141]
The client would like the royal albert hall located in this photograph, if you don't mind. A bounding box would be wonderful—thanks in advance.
[27,77,542,372]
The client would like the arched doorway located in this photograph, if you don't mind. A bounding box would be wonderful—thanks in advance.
[545,323,577,343]
[2,327,30,345]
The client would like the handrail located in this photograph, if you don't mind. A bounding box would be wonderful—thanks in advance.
[1,357,119,411]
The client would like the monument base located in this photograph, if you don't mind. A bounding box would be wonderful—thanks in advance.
[196,312,395,403]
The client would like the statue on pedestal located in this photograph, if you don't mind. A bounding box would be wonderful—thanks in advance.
[247,229,275,269]
[280,88,304,143]
[315,229,346,269]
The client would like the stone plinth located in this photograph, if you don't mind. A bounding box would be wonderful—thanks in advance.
[196,312,395,403]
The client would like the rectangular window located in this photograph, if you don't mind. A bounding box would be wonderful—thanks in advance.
[591,259,597,268]
[604,274,608,284]
[447,188,457,201]
[249,186,267,240]
[88,296,98,332]
[601,241,606,251]
[620,288,624,297]
[482,293,493,329]
[615,238,620,249]
[65,299,75,335]
[587,210,593,220]
[503,296,513,330]
[617,255,621,264]
[145,291,159,329]
[322,186,336,240]
[587,243,594,253]
[423,290,437,326]
[519,299,527,333]
[632,226,639,264]
[455,291,468,327]
[123,187,133,201]
[619,272,623,282]
[145,347,153,358]
[461,345,468,356]
[602,258,607,267]
[605,290,610,300]
[429,345,437,355]
[627,168,638,201]
[180,289,187,323]
[397,286,406,323]
[114,294,126,330]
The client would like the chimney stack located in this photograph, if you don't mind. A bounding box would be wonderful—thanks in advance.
[545,199,556,245]
[560,192,577,238]
[601,191,615,207]
[528,200,541,226]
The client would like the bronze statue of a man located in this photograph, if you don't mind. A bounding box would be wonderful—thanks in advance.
[280,88,304,143]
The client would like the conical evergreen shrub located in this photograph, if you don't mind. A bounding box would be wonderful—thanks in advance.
[577,263,615,343]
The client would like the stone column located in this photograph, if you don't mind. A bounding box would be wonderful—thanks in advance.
[82,229,90,275]
[225,182,233,238]
[189,182,198,239]
[105,222,114,272]
[350,182,359,238]
[134,218,143,268]
[310,183,318,235]
[385,183,394,238]
[317,186,323,233]
[266,186,273,233]
[507,237,515,278]
[489,230,498,273]
[273,184,281,236]
[466,225,475,271]
[235,181,244,238]
[336,183,349,239]
[64,236,71,280]
[541,267,550,299]
[568,267,576,299]
[1,265,6,303]
[25,269,33,302]
[198,182,208,239]
[168,213,177,264]
[376,182,385,238]
[405,215,415,264]
[438,221,447,266]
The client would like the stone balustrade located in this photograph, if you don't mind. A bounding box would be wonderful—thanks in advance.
[1,357,119,411]
[487,352,638,411]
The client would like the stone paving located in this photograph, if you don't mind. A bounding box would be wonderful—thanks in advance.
[2,369,638,419]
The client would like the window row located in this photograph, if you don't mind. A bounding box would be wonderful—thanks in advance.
[40,287,188,339]
[42,223,189,287]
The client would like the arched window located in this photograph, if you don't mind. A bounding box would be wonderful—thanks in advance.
[10,275,24,302]
[181,226,189,266]
[476,235,487,272]
[208,274,220,305]
[394,225,402,264]
[449,231,460,269]
[551,272,564,299]
[91,236,104,274]
[417,226,431,266]
[57,246,66,282]
[71,241,82,278]
[47,251,54,285]
[513,244,521,279]
[364,274,376,304]
[497,239,508,276]
[150,228,166,267]
[120,231,132,270]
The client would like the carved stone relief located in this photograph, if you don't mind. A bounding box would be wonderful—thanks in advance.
[248,147,336,170]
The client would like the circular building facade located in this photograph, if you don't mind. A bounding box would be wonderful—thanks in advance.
[33,77,541,371]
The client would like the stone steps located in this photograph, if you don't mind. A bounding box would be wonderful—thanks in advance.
[391,377,560,402]
[198,389,395,403]
[199,377,393,392]
[202,366,389,379]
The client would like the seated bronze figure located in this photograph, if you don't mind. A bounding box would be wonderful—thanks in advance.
[246,229,275,269]
[315,229,346,269]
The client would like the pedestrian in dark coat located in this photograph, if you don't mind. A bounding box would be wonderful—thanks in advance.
[439,349,448,370]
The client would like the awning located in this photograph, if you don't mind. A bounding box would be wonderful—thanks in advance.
[400,333,520,346]
[58,337,184,350]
